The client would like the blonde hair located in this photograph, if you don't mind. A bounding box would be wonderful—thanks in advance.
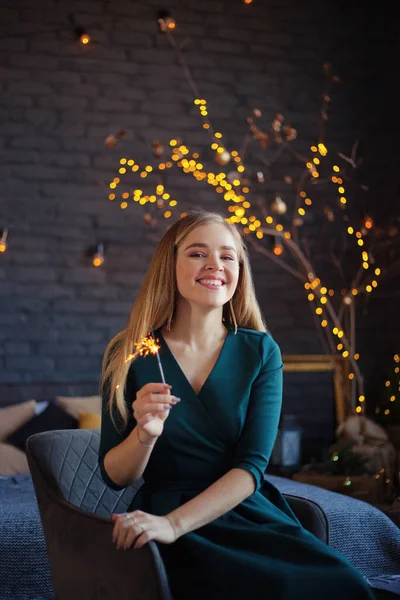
[101,210,267,426]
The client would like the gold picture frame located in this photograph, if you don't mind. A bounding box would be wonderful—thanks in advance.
[282,354,348,425]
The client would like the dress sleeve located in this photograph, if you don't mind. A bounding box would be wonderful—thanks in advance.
[98,367,137,491]
[232,333,283,491]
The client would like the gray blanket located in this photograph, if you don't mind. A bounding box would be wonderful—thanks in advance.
[0,475,53,600]
[266,474,400,578]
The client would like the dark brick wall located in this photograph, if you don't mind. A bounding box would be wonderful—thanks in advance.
[0,0,397,462]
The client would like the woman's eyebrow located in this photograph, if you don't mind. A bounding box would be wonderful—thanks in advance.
[184,242,237,252]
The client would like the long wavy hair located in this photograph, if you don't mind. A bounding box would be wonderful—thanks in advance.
[101,210,267,425]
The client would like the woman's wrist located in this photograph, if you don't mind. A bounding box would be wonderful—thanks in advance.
[165,512,182,539]
[136,426,157,448]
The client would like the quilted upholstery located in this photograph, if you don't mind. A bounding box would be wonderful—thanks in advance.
[28,428,140,517]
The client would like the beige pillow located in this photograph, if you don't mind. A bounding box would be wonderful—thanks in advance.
[0,442,30,475]
[0,399,36,442]
[78,411,102,430]
[55,395,102,421]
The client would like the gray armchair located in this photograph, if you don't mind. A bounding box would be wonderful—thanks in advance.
[26,429,329,600]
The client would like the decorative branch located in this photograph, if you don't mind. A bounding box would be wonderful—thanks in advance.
[103,21,399,419]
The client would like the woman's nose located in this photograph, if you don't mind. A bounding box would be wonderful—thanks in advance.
[205,258,223,270]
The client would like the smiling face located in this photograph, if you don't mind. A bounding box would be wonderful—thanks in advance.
[175,223,240,312]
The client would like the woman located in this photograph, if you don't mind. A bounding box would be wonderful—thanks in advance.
[99,210,375,600]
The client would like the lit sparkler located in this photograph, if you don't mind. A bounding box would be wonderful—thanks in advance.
[125,328,166,384]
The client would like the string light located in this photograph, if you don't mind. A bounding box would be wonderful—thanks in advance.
[376,354,400,418]
[69,14,92,45]
[273,237,283,256]
[79,32,91,45]
[92,243,105,267]
[0,228,8,253]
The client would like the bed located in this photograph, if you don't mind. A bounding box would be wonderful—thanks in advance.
[1,469,399,600]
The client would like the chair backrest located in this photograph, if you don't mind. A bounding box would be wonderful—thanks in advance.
[26,428,140,517]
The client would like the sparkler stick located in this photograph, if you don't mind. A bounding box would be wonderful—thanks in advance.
[150,327,166,384]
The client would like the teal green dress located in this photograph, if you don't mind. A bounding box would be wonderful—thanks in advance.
[99,326,375,600]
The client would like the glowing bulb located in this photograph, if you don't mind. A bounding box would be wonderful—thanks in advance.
[79,33,91,45]
[0,228,8,252]
[92,243,105,267]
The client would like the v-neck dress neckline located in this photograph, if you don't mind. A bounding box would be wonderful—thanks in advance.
[157,325,232,398]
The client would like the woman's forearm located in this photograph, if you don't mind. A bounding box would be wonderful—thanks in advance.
[167,468,255,537]
[103,426,156,487]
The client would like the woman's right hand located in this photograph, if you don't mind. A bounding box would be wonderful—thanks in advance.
[132,382,180,439]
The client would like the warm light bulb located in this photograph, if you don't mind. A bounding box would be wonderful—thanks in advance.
[93,256,103,267]
[0,228,8,252]
[80,33,91,45]
[92,244,104,267]
[364,217,373,229]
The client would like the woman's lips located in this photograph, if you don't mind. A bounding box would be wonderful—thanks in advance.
[196,278,225,290]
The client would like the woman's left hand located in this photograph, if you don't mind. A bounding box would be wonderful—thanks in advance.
[111,510,177,550]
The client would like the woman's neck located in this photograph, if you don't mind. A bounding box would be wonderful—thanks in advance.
[162,307,227,351]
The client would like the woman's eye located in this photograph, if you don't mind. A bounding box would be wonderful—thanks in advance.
[189,253,234,260]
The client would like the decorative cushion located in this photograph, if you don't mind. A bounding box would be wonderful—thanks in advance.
[7,403,78,452]
[0,442,30,475]
[0,400,36,441]
[55,395,102,420]
[79,411,102,430]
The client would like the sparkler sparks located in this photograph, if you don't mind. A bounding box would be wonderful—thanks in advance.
[125,329,166,384]
[125,332,160,363]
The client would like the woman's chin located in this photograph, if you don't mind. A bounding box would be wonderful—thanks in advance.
[182,296,226,311]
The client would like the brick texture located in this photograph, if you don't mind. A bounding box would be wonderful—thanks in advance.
[0,0,397,462]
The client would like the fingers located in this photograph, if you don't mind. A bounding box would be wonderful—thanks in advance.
[112,512,151,551]
[132,393,178,409]
[145,393,179,406]
[134,530,151,549]
[139,401,177,414]
[112,515,126,548]
[123,525,140,550]
[132,394,180,419]
[112,514,135,550]
[150,393,179,403]
[136,383,171,398]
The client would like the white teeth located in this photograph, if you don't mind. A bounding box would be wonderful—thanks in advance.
[198,279,223,286]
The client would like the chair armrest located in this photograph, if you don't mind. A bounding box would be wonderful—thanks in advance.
[27,442,173,600]
[39,494,172,600]
[283,493,329,544]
